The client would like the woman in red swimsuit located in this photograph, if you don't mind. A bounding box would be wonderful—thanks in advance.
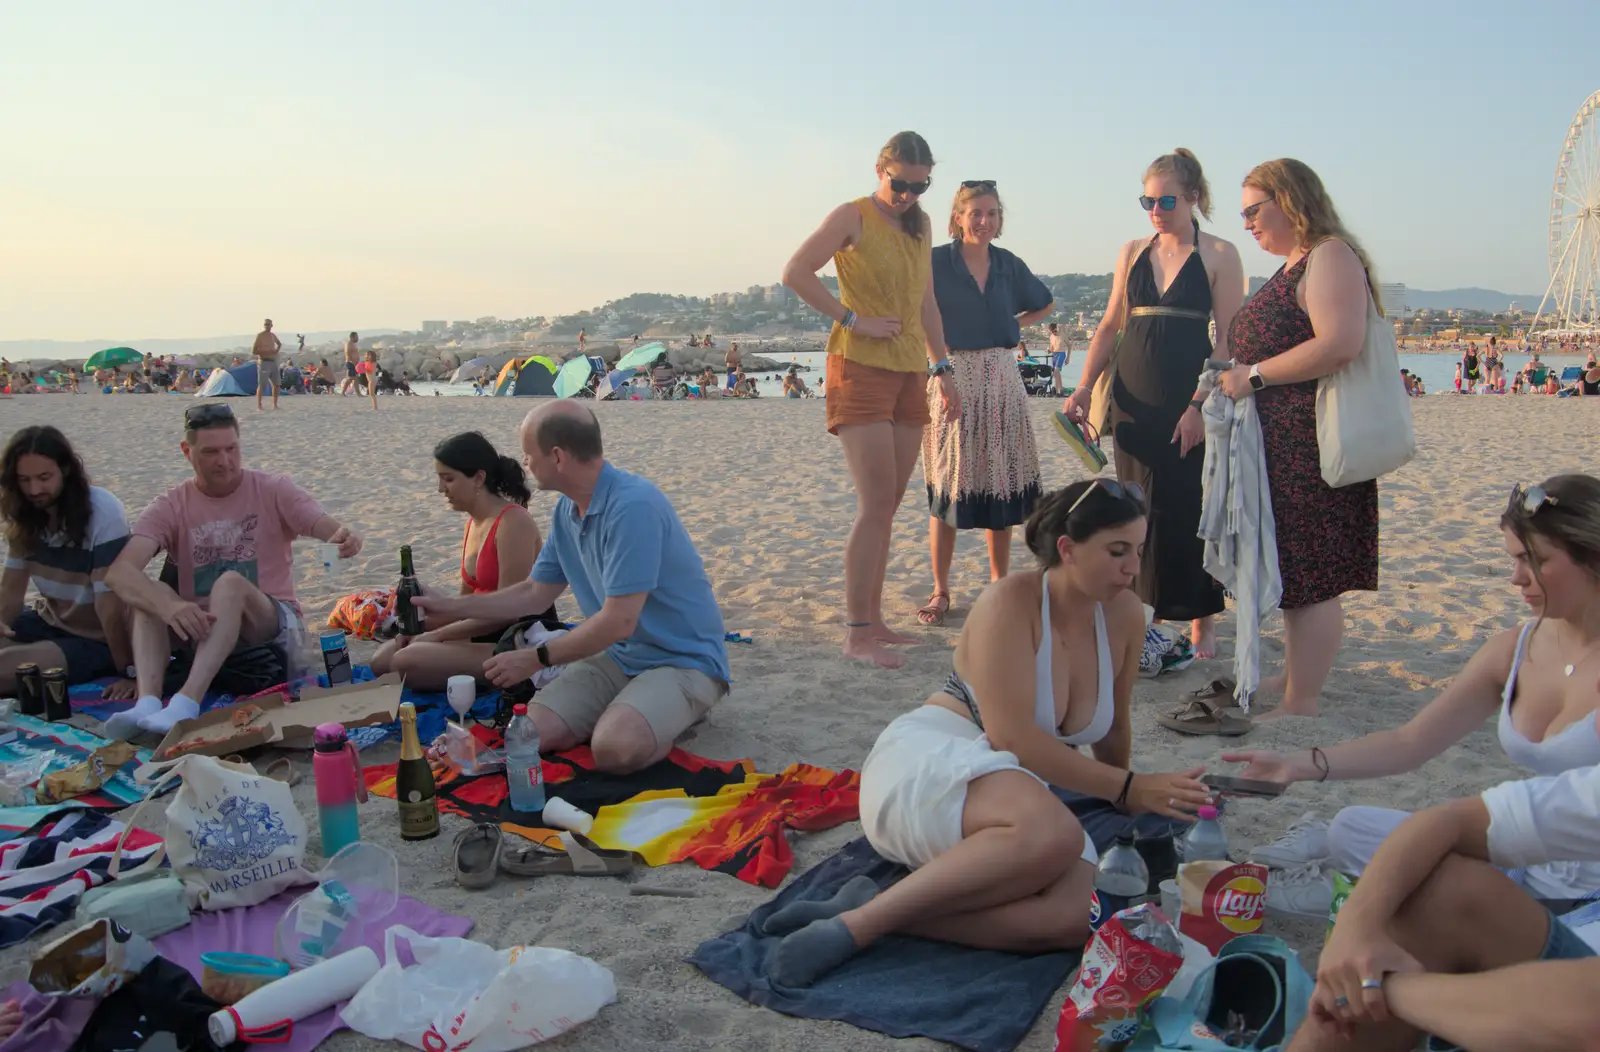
[370,432,547,689]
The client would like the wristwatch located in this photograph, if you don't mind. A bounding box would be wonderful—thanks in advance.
[535,643,551,669]
[1248,364,1266,391]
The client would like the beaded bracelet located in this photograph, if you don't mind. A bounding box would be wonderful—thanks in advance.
[841,310,857,330]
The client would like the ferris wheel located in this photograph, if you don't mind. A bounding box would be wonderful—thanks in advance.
[1532,90,1600,333]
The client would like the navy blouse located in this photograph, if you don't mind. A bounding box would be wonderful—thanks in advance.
[931,241,1053,351]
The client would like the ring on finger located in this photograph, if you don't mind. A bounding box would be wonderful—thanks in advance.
[1332,995,1350,1009]
[1360,978,1383,990]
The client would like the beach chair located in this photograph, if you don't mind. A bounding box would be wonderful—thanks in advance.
[1527,365,1549,387]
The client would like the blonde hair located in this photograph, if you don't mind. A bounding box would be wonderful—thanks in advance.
[1145,148,1210,220]
[948,183,1003,239]
[1244,158,1384,315]
[876,131,934,239]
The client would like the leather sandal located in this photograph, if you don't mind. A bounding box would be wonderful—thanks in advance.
[1158,697,1253,737]
[499,831,639,878]
[454,823,502,889]
[917,592,951,627]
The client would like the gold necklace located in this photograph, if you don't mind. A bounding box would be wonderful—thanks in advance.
[1562,623,1600,677]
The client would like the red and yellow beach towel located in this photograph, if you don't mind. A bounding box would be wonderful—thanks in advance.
[364,741,860,887]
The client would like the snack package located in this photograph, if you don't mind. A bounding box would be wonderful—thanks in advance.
[38,742,139,803]
[1325,871,1356,939]
[1054,903,1184,1052]
[29,919,157,998]
[1176,861,1267,955]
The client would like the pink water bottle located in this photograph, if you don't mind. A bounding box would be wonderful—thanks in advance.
[313,723,366,858]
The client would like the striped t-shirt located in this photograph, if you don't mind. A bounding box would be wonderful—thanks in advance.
[2,486,129,641]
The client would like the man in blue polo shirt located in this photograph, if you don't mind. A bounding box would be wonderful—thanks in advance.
[415,401,729,774]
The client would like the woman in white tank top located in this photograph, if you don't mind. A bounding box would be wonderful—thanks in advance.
[1226,475,1600,897]
[765,480,1214,988]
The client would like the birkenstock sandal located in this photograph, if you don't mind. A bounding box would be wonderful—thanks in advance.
[499,831,638,877]
[454,823,502,889]
[1158,698,1253,737]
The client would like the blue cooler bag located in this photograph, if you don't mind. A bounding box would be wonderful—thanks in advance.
[1129,935,1311,1051]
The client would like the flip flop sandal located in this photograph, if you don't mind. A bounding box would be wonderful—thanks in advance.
[1158,698,1253,737]
[499,830,639,877]
[1052,411,1110,473]
[262,757,302,787]
[454,823,502,889]
[1191,678,1237,701]
[917,592,951,627]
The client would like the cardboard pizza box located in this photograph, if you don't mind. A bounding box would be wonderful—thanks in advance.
[152,675,404,760]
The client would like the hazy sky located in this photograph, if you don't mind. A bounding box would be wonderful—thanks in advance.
[3,1,1596,339]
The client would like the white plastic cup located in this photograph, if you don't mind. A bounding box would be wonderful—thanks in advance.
[1159,878,1181,920]
[445,676,476,721]
[541,795,594,835]
[319,543,340,573]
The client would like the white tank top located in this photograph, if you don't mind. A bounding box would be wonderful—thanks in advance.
[1498,621,1600,775]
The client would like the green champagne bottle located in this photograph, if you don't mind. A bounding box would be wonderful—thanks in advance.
[395,702,439,841]
[395,545,424,636]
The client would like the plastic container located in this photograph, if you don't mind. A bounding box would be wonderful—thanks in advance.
[504,703,546,813]
[1091,831,1149,931]
[275,842,398,969]
[1181,806,1230,862]
[208,946,379,1045]
[200,952,290,1005]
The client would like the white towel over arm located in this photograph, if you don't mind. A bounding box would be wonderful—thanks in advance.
[1197,382,1282,712]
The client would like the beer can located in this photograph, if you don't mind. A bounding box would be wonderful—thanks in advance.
[15,663,43,717]
[319,630,352,685]
[41,667,71,721]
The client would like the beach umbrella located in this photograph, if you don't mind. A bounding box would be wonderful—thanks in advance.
[554,355,598,398]
[450,357,490,384]
[613,342,666,373]
[84,346,142,371]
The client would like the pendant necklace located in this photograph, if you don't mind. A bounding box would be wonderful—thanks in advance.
[1562,631,1600,677]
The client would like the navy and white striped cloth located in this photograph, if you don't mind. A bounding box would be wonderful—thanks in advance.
[0,810,163,948]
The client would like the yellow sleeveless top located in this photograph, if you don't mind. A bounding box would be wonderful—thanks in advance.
[824,198,930,373]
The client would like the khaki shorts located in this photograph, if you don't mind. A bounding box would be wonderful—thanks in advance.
[256,357,281,392]
[535,652,725,747]
[825,355,931,434]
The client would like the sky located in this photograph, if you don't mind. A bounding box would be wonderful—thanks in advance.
[2,0,1597,340]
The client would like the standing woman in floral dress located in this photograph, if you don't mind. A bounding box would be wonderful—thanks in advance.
[918,180,1054,625]
[1218,158,1380,718]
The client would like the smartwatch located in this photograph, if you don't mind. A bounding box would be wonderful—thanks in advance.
[1248,364,1266,391]
[535,643,551,669]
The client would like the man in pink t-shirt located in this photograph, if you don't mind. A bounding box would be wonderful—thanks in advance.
[104,403,363,737]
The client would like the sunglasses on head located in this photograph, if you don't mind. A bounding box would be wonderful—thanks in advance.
[1240,195,1275,222]
[1510,483,1558,516]
[1139,195,1178,212]
[961,179,997,191]
[888,176,931,195]
[1067,478,1147,517]
[184,403,235,429]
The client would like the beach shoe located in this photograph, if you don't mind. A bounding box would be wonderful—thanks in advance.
[1157,697,1253,737]
[1266,862,1334,920]
[454,822,502,889]
[1052,412,1109,473]
[1248,814,1330,869]
[499,830,638,878]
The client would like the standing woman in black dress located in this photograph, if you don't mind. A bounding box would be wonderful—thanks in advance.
[1064,149,1245,659]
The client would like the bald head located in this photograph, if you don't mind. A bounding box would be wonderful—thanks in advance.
[523,401,603,462]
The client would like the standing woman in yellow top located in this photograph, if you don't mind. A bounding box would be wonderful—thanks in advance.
[783,131,962,669]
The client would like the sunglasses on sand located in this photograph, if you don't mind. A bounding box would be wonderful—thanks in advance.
[888,176,932,195]
[1067,478,1146,517]
[1510,483,1558,516]
[184,403,235,429]
[1139,195,1178,212]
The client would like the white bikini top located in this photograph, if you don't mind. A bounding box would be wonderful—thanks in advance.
[945,577,1116,745]
[1498,621,1600,775]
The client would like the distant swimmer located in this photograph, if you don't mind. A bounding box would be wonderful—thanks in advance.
[725,341,742,390]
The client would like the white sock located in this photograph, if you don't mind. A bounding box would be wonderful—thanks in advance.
[138,693,200,733]
[104,695,164,741]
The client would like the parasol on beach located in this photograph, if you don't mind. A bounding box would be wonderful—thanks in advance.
[84,346,142,371]
[613,342,667,373]
[450,357,490,384]
[554,355,598,398]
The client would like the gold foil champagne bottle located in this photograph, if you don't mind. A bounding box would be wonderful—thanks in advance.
[396,702,439,841]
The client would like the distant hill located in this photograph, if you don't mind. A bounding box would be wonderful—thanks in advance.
[1245,278,1540,313]
[0,329,402,363]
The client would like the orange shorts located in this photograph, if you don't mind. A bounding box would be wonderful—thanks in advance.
[825,355,931,435]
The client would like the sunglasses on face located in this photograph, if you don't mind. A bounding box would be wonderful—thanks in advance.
[887,176,931,195]
[961,179,997,191]
[1067,478,1147,517]
[184,403,235,429]
[1510,483,1558,516]
[1139,195,1178,212]
[1241,196,1275,222]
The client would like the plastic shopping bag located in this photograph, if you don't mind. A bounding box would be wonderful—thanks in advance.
[342,925,616,1051]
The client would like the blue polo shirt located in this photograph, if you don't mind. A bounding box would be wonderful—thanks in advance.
[532,462,730,683]
[931,240,1053,350]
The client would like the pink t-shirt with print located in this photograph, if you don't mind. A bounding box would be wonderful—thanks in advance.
[132,469,324,610]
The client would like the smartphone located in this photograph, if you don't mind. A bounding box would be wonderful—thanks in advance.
[1201,774,1286,798]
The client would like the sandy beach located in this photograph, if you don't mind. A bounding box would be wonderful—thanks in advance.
[2,390,1596,1050]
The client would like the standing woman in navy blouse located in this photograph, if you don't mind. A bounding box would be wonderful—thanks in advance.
[918,181,1054,625]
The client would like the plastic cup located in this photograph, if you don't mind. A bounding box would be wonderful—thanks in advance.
[319,543,340,573]
[1159,878,1181,920]
[541,796,594,834]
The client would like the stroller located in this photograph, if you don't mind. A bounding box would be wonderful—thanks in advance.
[1017,357,1054,396]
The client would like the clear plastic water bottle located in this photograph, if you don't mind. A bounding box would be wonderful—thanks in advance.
[503,704,546,813]
[1090,831,1149,932]
[1182,805,1230,862]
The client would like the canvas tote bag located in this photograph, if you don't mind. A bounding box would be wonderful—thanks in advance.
[1306,241,1416,487]
[1087,240,1146,438]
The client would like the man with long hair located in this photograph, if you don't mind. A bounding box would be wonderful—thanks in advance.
[104,404,363,737]
[1,426,136,697]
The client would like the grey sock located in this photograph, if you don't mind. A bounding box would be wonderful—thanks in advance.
[770,917,860,988]
[761,875,879,936]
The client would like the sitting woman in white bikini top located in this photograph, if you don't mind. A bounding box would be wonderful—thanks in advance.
[1227,474,1600,895]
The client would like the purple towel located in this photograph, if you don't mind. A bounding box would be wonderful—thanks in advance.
[152,889,473,1051]
[0,980,98,1052]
